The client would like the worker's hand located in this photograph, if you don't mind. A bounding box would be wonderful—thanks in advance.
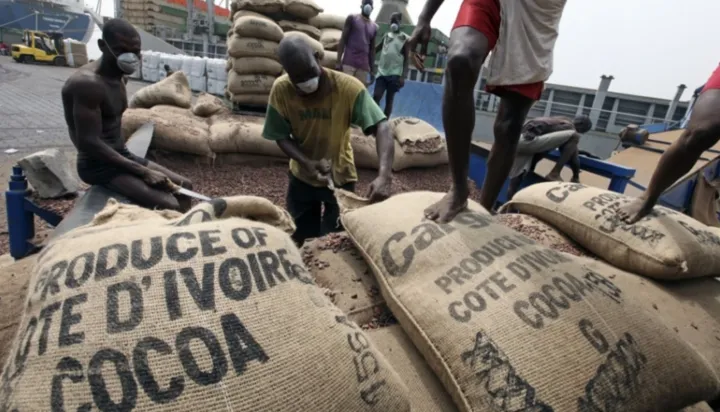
[305,159,332,181]
[366,174,392,203]
[407,20,432,71]
[143,169,170,189]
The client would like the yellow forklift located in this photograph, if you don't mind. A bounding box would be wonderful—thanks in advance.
[10,30,67,66]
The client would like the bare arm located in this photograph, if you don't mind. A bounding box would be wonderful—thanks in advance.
[72,83,148,177]
[336,16,353,66]
[365,121,394,178]
[418,0,445,24]
[277,139,313,170]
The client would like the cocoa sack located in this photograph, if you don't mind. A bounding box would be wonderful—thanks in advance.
[283,0,322,19]
[128,71,191,109]
[278,20,322,40]
[121,108,213,156]
[233,0,284,14]
[320,28,342,51]
[192,92,229,117]
[230,93,270,106]
[0,197,412,411]
[340,191,720,412]
[505,182,720,279]
[209,115,285,157]
[367,326,458,412]
[283,31,324,59]
[390,117,448,171]
[232,9,271,22]
[0,257,36,369]
[495,213,591,258]
[392,141,449,171]
[232,15,284,42]
[231,56,283,76]
[320,50,338,68]
[309,13,345,30]
[227,35,279,59]
[303,233,385,326]
[227,72,276,95]
[351,131,379,169]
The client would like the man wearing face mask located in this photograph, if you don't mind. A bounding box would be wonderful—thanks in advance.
[61,18,193,211]
[336,0,378,86]
[263,36,394,246]
[373,12,409,117]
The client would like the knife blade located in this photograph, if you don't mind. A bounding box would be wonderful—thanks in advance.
[167,181,212,202]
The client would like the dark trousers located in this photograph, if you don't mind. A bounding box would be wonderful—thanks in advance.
[286,173,355,246]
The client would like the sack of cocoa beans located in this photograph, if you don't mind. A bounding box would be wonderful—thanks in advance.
[232,15,284,42]
[0,197,412,411]
[227,72,276,95]
[309,13,345,30]
[231,57,283,76]
[209,115,285,157]
[121,107,213,157]
[278,20,322,40]
[367,326,458,412]
[129,71,192,109]
[192,92,229,117]
[351,128,379,169]
[283,0,322,20]
[340,191,719,412]
[505,182,720,279]
[232,0,284,14]
[390,117,449,171]
[495,213,592,257]
[227,35,279,60]
[320,28,342,51]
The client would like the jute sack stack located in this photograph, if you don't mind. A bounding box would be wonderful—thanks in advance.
[283,0,322,20]
[191,92,230,118]
[576,255,720,382]
[226,36,280,63]
[232,14,284,42]
[320,28,342,51]
[367,326,458,412]
[278,20,322,40]
[390,117,449,171]
[340,191,720,412]
[302,233,386,326]
[121,107,213,156]
[495,213,592,258]
[128,71,192,109]
[208,114,286,157]
[227,72,276,95]
[232,0,284,14]
[504,182,720,280]
[320,50,338,69]
[309,13,345,30]
[0,197,412,411]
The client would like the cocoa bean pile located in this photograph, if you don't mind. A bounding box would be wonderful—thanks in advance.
[495,213,594,258]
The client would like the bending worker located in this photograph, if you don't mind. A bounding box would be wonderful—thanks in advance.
[62,18,192,212]
[263,35,394,246]
[507,115,593,199]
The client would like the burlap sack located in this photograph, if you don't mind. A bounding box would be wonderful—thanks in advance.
[0,197,413,411]
[233,0,284,14]
[192,92,229,117]
[209,116,285,157]
[505,182,720,280]
[121,108,213,156]
[227,72,276,95]
[232,15,284,42]
[303,233,385,326]
[227,35,280,60]
[0,257,36,369]
[230,93,270,106]
[320,28,342,51]
[91,199,182,228]
[391,117,444,154]
[226,58,233,72]
[682,403,714,412]
[278,20,322,40]
[232,9,271,22]
[351,132,379,169]
[283,31,324,59]
[495,213,592,258]
[231,57,283,76]
[320,50,338,68]
[283,0,322,19]
[368,326,458,412]
[392,141,449,171]
[309,13,346,30]
[340,191,719,412]
[129,71,192,109]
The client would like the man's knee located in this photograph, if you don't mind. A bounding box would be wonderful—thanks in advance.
[155,193,181,211]
[446,30,487,77]
[680,124,720,154]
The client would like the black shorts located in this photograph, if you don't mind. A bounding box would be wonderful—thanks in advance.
[77,148,149,185]
[376,75,402,94]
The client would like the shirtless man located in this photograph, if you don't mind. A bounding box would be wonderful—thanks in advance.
[618,64,720,223]
[407,0,568,218]
[62,18,192,211]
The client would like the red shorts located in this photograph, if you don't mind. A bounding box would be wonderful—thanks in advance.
[701,64,720,93]
[453,0,545,101]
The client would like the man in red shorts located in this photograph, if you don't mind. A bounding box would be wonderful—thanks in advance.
[618,63,720,223]
[407,0,568,220]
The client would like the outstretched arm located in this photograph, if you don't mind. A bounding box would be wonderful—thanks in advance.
[72,82,148,177]
[367,120,394,179]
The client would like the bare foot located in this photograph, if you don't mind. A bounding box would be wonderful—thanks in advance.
[424,189,469,223]
[545,172,564,182]
[616,197,654,224]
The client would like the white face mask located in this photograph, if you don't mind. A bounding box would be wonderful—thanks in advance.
[362,4,373,16]
[390,23,399,32]
[104,39,140,74]
[296,76,319,94]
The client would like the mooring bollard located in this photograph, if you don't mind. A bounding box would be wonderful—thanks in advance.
[5,166,62,259]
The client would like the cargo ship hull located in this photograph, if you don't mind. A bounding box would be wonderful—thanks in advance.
[0,0,93,43]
